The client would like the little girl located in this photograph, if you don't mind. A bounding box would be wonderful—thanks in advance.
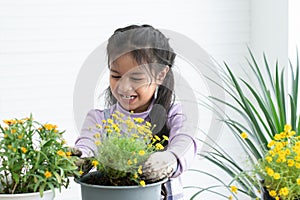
[75,24,197,200]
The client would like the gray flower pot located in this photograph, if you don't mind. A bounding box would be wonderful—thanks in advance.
[76,173,167,200]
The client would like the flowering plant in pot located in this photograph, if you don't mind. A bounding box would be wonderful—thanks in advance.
[187,50,300,199]
[76,111,168,200]
[0,115,79,199]
[257,124,300,199]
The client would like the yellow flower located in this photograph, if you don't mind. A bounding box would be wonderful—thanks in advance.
[139,180,146,187]
[133,173,138,179]
[66,151,72,158]
[107,129,113,134]
[11,129,16,134]
[279,187,289,196]
[268,140,275,148]
[21,147,27,153]
[266,167,274,176]
[96,124,102,129]
[273,173,280,180]
[297,178,300,185]
[127,159,132,165]
[95,140,101,146]
[57,150,66,157]
[274,134,282,141]
[138,150,145,156]
[92,160,99,167]
[154,135,161,141]
[155,143,164,150]
[4,134,8,138]
[138,165,143,174]
[102,119,106,124]
[269,190,277,197]
[288,130,296,137]
[44,171,52,179]
[296,162,300,168]
[275,142,283,151]
[7,145,12,149]
[265,156,272,163]
[94,133,101,138]
[240,132,248,139]
[107,119,113,124]
[133,158,137,164]
[79,170,84,175]
[145,121,151,127]
[295,156,300,161]
[3,119,17,125]
[134,118,144,123]
[228,195,233,200]
[287,159,295,167]
[162,135,169,141]
[284,124,292,132]
[17,134,23,139]
[43,123,57,131]
[230,185,238,194]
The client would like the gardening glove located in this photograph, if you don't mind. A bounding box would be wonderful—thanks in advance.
[69,146,82,157]
[142,151,177,182]
[69,147,94,176]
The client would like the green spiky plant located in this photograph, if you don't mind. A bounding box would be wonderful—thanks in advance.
[186,50,300,199]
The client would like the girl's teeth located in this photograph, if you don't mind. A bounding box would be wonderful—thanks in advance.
[121,95,134,99]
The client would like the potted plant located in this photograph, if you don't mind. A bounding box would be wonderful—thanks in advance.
[0,115,79,200]
[186,50,300,199]
[257,125,300,199]
[75,111,168,200]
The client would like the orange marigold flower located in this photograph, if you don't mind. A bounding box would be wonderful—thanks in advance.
[21,147,27,153]
[57,150,66,157]
[44,171,52,179]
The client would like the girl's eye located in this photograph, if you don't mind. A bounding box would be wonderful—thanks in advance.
[130,77,144,81]
[111,75,121,79]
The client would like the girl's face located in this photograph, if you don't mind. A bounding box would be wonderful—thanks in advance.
[109,53,167,113]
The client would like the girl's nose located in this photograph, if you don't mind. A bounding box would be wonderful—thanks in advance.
[117,77,134,93]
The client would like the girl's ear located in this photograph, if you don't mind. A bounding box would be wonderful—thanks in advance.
[156,66,170,85]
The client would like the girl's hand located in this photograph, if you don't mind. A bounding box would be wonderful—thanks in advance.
[142,151,177,182]
[68,147,93,176]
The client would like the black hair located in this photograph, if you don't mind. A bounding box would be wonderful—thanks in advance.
[105,24,176,146]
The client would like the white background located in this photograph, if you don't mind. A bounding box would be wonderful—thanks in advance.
[0,0,298,199]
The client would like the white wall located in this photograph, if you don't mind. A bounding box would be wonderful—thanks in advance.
[250,0,289,68]
[289,0,300,63]
[0,0,256,199]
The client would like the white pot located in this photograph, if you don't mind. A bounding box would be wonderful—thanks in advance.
[0,190,54,200]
